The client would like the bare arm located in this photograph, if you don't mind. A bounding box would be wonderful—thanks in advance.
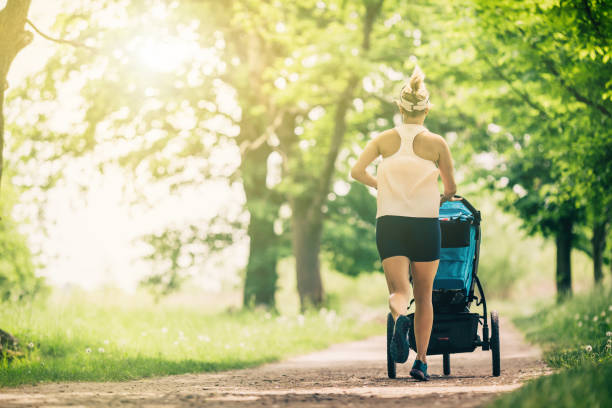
[350,139,379,189]
[435,136,458,204]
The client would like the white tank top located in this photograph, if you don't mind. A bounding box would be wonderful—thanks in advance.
[376,124,440,219]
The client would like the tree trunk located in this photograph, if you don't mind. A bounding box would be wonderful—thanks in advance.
[0,0,33,192]
[0,78,5,191]
[242,204,279,307]
[591,216,608,285]
[289,79,357,310]
[289,0,384,310]
[241,141,280,308]
[555,216,573,302]
[292,206,324,309]
[227,26,288,308]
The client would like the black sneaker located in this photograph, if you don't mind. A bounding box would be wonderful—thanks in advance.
[390,315,410,363]
[410,359,430,381]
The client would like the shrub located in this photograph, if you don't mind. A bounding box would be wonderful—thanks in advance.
[0,187,47,303]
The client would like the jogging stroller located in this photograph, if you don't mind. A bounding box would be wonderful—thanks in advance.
[386,197,501,378]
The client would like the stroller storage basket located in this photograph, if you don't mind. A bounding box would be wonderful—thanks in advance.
[440,218,471,247]
[407,312,480,355]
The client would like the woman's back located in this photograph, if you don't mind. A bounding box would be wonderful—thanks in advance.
[376,123,440,219]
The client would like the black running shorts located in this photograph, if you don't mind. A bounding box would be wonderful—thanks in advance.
[375,215,441,262]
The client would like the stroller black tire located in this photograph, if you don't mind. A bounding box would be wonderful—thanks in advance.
[491,310,501,377]
[443,353,451,376]
[387,313,397,379]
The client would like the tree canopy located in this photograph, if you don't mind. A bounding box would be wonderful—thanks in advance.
[1,0,610,308]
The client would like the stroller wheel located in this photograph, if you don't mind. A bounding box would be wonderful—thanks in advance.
[386,313,397,379]
[443,353,451,375]
[490,310,501,377]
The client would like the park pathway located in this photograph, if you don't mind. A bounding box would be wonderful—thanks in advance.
[0,318,548,407]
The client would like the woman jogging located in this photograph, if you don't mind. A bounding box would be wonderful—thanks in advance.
[350,66,458,381]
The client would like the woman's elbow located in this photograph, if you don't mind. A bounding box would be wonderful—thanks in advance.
[350,168,362,181]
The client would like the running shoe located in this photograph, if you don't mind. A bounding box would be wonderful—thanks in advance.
[390,315,410,363]
[410,359,430,381]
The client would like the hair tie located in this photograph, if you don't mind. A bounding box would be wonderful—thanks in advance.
[394,94,431,112]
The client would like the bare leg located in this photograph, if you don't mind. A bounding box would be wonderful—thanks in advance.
[382,256,411,321]
[411,259,439,364]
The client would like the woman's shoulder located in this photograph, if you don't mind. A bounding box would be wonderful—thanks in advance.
[375,127,400,140]
[413,129,448,161]
[419,129,447,149]
[419,128,442,140]
[371,127,401,148]
[371,126,447,150]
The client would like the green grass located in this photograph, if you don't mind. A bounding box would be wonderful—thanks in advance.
[490,360,612,408]
[487,285,612,408]
[514,285,612,368]
[0,288,383,387]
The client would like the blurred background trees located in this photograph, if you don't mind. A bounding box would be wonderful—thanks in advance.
[469,0,611,300]
[0,0,610,313]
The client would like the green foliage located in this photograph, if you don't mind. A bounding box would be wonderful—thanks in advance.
[515,285,612,368]
[139,217,242,299]
[275,255,388,315]
[487,360,612,408]
[323,183,379,277]
[0,289,382,387]
[0,185,47,303]
[475,194,535,298]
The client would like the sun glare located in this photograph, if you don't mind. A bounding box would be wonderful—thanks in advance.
[137,37,196,73]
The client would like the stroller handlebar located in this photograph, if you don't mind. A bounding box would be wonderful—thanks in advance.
[451,195,482,224]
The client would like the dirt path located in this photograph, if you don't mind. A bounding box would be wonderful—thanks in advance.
[0,318,548,407]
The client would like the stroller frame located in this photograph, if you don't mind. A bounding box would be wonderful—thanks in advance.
[386,197,501,378]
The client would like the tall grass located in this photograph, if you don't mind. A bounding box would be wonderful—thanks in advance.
[514,285,612,368]
[488,285,612,408]
[490,361,612,408]
[0,287,382,387]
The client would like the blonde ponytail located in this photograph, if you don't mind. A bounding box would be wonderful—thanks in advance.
[395,65,431,113]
